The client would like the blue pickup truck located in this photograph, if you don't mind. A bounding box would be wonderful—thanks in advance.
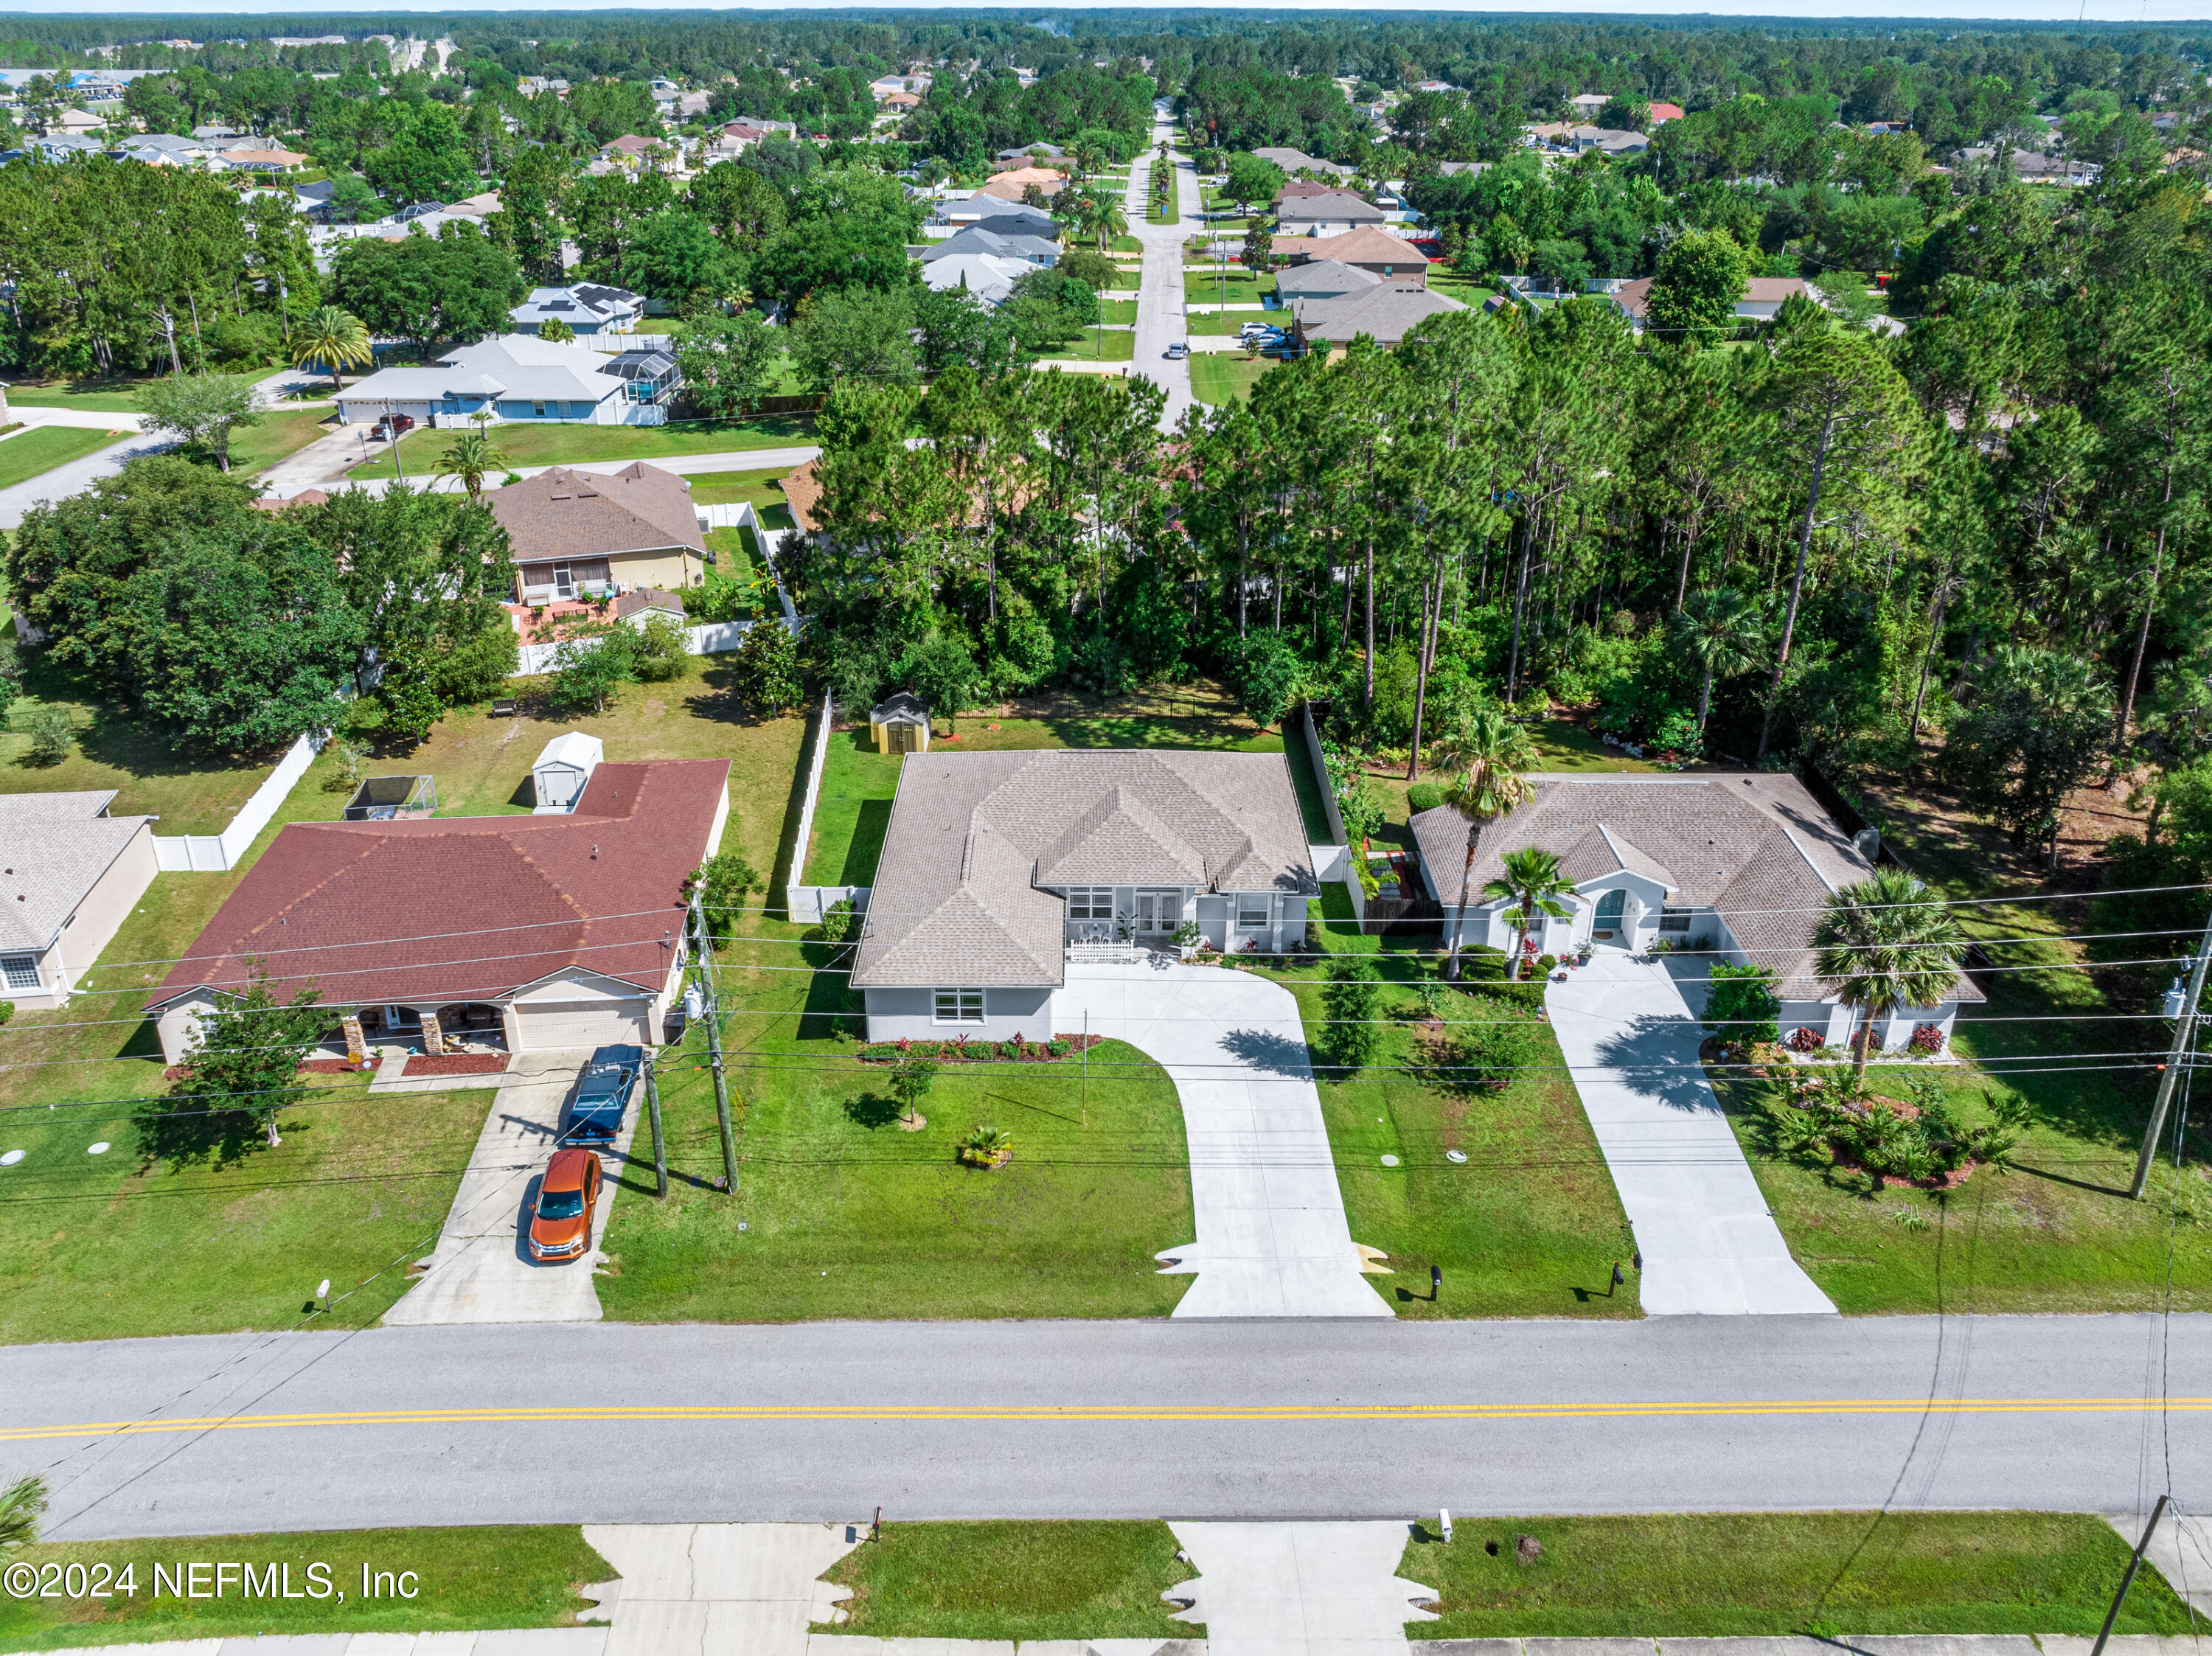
[566,1045,641,1144]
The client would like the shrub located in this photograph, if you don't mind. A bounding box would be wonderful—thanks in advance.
[1451,1010,1545,1090]
[1907,1021,1947,1056]
[1406,782,1443,814]
[22,706,71,766]
[1786,1026,1827,1053]
[821,897,858,942]
[0,1001,15,1026]
[1321,958,1383,1072]
[1705,961,1781,1048]
[632,613,688,683]
[1536,953,1559,973]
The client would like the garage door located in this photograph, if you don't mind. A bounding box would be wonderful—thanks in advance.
[518,999,652,1050]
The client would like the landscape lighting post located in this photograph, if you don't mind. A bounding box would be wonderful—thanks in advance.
[689,886,738,1192]
[2132,903,2212,1199]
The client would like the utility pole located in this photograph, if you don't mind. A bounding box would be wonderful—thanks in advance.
[2131,905,2212,1199]
[386,399,407,484]
[2090,1495,2167,1656]
[689,888,738,1192]
[642,1046,667,1200]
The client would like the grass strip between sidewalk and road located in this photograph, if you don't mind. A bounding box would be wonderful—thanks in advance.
[0,1527,611,1649]
[1402,1510,2196,1637]
[824,1520,1194,1640]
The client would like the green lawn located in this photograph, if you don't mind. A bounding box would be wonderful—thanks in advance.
[597,1010,1194,1321]
[799,683,1284,886]
[0,424,128,490]
[1189,310,1270,335]
[1099,296,1138,324]
[232,408,338,476]
[683,465,799,509]
[1527,715,1665,772]
[1190,353,1276,406]
[1270,961,1641,1318]
[349,414,818,479]
[1108,234,1142,252]
[1147,196,1179,226]
[824,1521,1193,1640]
[1402,1511,2194,1638]
[1038,327,1136,363]
[1,379,150,413]
[0,1079,495,1343]
[0,1527,609,1649]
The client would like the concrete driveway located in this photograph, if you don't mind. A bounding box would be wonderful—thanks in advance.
[1543,949,1836,1316]
[381,1048,634,1326]
[1057,959,1391,1319]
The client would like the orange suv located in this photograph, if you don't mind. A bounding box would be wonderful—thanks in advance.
[529,1147,601,1262]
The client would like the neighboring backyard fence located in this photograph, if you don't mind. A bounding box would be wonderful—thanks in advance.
[1299,700,1366,923]
[698,500,801,630]
[153,728,327,872]
[784,692,866,925]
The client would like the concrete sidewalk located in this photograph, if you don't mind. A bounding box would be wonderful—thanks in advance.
[1544,950,1835,1316]
[7,406,146,431]
[380,1049,616,1326]
[1056,959,1391,1318]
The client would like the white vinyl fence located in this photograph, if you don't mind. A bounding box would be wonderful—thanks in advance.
[515,619,759,677]
[783,692,856,924]
[1299,703,1365,920]
[699,500,801,630]
[153,728,328,873]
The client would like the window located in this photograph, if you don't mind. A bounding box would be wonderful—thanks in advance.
[1237,900,1270,928]
[532,400,547,418]
[1066,888,1113,920]
[933,987,984,1024]
[0,955,37,989]
[1659,908,1692,933]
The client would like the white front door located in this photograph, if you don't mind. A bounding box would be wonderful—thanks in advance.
[1133,891,1175,933]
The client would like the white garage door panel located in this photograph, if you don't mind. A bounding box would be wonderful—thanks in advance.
[519,999,651,1048]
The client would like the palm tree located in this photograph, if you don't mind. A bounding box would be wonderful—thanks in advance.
[437,430,509,498]
[1484,846,1578,980]
[1091,197,1128,252]
[1672,585,1765,733]
[0,1472,46,1552]
[289,305,373,396]
[1811,867,1966,1090]
[1433,706,1541,980]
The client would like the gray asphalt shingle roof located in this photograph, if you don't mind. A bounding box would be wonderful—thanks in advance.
[1293,283,1465,345]
[0,792,151,954]
[850,750,1317,989]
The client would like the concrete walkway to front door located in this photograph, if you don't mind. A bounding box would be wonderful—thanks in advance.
[1543,950,1837,1316]
[1057,960,1391,1319]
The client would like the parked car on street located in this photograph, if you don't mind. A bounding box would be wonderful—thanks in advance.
[528,1147,601,1262]
[567,1044,641,1144]
[1164,341,1189,359]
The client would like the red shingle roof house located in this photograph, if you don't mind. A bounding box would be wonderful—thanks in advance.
[147,759,731,1065]
[1610,275,1823,333]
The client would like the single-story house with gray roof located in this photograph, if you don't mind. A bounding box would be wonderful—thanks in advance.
[1287,282,1465,349]
[921,225,1060,268]
[0,790,159,1011]
[1273,258,1380,302]
[1408,773,1983,1052]
[850,750,1318,1040]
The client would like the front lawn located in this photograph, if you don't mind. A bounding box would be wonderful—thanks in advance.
[1402,1511,2194,1638]
[682,465,799,509]
[232,408,338,476]
[1267,961,1641,1318]
[0,1077,496,1343]
[824,1520,1192,1640]
[1099,296,1138,324]
[597,987,1193,1321]
[1,378,150,413]
[0,425,128,491]
[0,1526,608,1649]
[798,683,1285,886]
[1190,353,1276,406]
[1037,327,1136,363]
[349,414,818,479]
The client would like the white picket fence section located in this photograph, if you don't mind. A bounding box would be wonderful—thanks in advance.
[782,692,841,922]
[153,728,328,873]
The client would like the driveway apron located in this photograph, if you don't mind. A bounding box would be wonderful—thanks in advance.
[1057,960,1391,1318]
[381,1048,630,1326]
[1543,950,1836,1316]
[1168,1520,1437,1655]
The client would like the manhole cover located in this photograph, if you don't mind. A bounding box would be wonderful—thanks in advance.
[1445,1149,1467,1164]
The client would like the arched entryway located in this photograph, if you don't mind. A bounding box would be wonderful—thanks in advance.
[1593,888,1627,942]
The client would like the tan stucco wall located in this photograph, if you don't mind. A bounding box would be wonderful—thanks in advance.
[47,824,159,1001]
[612,547,703,591]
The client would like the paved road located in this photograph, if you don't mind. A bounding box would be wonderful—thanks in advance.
[1130,106,1195,430]
[6,1314,2205,1540]
[265,446,827,501]
[0,430,173,529]
[1546,950,1836,1317]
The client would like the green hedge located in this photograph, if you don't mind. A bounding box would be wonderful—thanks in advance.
[858,1038,1072,1062]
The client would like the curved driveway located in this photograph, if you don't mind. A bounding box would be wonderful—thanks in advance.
[1060,959,1391,1319]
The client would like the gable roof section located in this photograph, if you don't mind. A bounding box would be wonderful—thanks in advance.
[852,751,1316,989]
[1407,773,1983,1004]
[150,760,728,1013]
[489,462,706,563]
[1273,226,1427,268]
[1294,283,1466,345]
[0,804,152,953]
[1277,190,1385,223]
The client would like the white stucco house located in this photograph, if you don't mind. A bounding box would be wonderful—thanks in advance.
[333,334,681,429]
[1408,773,1983,1053]
[0,790,159,1011]
[850,751,1318,1042]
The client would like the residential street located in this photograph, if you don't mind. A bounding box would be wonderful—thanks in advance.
[7,1314,2205,1539]
[1129,104,1198,430]
[0,429,172,529]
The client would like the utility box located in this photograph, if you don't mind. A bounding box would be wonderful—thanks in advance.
[532,731,604,813]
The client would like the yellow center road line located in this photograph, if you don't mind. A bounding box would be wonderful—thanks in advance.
[5,1397,2208,1442]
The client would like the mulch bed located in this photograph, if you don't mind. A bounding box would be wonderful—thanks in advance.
[166,1057,383,1080]
[399,1053,509,1076]
[858,1033,1105,1065]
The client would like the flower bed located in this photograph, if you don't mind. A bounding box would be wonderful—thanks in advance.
[403,1053,509,1076]
[857,1034,1102,1064]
